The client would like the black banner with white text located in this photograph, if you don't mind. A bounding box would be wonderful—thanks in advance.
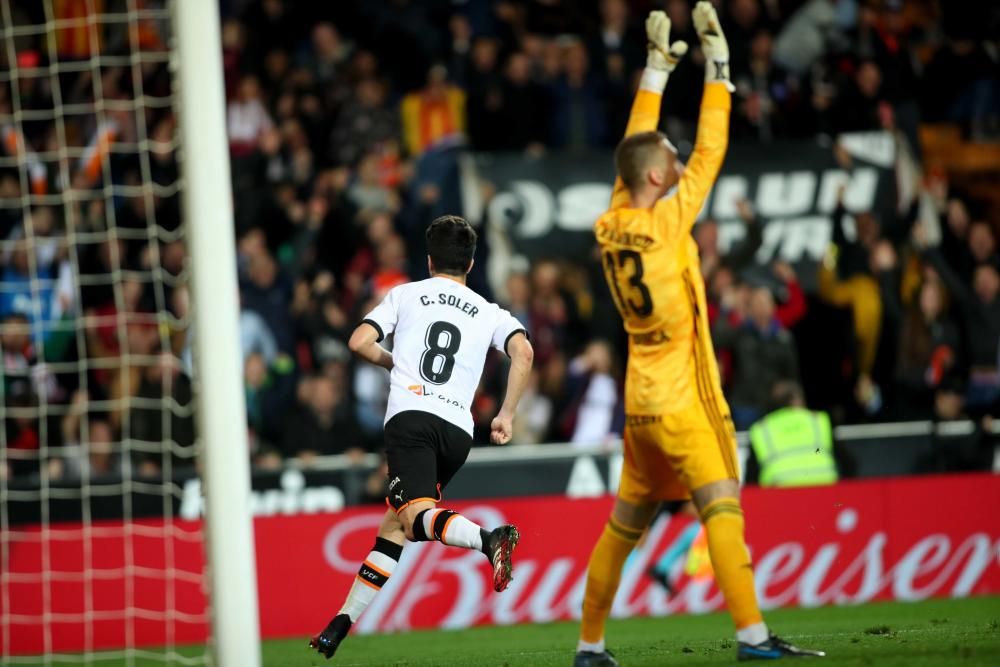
[469,132,897,285]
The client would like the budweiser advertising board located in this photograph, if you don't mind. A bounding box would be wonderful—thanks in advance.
[4,473,999,654]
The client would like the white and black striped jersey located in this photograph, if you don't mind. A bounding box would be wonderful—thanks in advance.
[362,276,526,435]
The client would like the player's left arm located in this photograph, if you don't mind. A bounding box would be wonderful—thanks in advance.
[491,332,534,445]
[609,11,688,210]
[661,1,733,235]
[348,323,394,371]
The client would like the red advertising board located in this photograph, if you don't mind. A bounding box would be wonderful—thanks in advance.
[3,473,999,655]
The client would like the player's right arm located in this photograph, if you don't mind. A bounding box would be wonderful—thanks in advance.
[348,322,393,371]
[664,2,733,234]
[351,287,399,371]
[609,11,688,210]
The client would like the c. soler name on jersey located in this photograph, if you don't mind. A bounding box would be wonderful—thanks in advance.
[419,293,480,317]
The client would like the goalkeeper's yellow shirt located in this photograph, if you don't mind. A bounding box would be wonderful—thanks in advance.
[595,83,731,417]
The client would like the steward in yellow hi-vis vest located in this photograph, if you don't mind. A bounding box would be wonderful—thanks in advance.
[577,4,826,662]
[748,382,838,487]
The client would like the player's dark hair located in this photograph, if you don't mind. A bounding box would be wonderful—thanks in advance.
[426,215,477,276]
[615,130,673,192]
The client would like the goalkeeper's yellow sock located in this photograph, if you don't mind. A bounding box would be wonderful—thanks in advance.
[579,517,642,648]
[700,497,766,641]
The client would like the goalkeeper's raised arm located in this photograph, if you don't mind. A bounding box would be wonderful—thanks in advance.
[608,10,688,209]
[673,0,734,224]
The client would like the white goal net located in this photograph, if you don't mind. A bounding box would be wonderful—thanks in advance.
[0,1,246,664]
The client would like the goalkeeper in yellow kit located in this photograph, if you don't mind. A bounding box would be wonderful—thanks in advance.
[574,4,824,664]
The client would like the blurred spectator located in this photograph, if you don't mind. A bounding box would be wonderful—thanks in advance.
[770,262,808,329]
[512,369,554,445]
[240,0,297,62]
[527,260,573,365]
[732,30,790,141]
[354,355,390,442]
[61,393,124,480]
[1,233,58,343]
[239,235,296,355]
[726,0,769,69]
[361,454,391,505]
[401,65,466,157]
[465,36,506,151]
[714,285,800,429]
[330,79,398,167]
[857,2,919,107]
[772,0,843,75]
[562,340,624,446]
[228,75,273,157]
[817,186,884,411]
[504,270,531,325]
[303,23,351,88]
[884,273,961,420]
[282,373,364,462]
[498,52,547,151]
[697,198,762,287]
[969,222,999,268]
[920,228,1000,415]
[244,351,295,448]
[2,312,56,402]
[921,36,1000,137]
[547,38,615,150]
[938,197,976,282]
[589,0,645,86]
[130,353,196,477]
[4,392,44,478]
[834,60,890,133]
[347,152,400,213]
[446,14,474,86]
[240,307,279,365]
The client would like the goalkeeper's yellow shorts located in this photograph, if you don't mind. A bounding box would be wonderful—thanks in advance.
[617,400,739,505]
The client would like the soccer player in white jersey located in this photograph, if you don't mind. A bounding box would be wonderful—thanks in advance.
[310,215,534,660]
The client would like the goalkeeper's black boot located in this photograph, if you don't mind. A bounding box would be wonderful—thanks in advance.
[482,524,519,592]
[309,613,352,659]
[573,649,619,667]
[737,633,826,660]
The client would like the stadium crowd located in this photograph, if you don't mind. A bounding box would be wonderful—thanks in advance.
[0,0,998,481]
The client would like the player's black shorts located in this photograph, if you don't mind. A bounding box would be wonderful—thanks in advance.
[383,410,472,512]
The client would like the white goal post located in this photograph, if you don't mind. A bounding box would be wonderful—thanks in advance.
[172,2,260,666]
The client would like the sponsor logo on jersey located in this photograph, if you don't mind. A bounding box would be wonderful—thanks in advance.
[405,384,465,410]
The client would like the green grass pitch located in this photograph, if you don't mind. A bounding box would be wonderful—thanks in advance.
[25,596,1000,666]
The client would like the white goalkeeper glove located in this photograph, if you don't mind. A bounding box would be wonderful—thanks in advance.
[692,1,733,89]
[645,10,688,74]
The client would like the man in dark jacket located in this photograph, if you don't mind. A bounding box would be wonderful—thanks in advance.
[713,285,799,429]
[282,373,364,462]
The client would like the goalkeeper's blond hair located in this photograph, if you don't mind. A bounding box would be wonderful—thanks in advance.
[614,130,679,193]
